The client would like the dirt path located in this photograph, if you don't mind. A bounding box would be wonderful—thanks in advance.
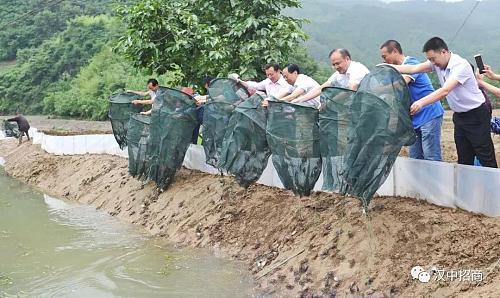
[0,115,111,135]
[1,140,499,297]
[399,110,500,163]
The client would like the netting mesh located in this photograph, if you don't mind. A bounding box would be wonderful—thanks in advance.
[319,87,354,192]
[109,67,415,205]
[266,100,322,196]
[146,87,198,190]
[218,94,271,188]
[108,92,144,149]
[203,78,250,167]
[320,65,416,207]
[2,120,20,137]
[127,114,150,179]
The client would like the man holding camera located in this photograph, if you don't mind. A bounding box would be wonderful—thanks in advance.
[389,37,496,168]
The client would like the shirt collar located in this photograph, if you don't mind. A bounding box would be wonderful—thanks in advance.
[273,75,288,85]
[445,52,460,71]
[344,61,353,76]
[344,61,358,76]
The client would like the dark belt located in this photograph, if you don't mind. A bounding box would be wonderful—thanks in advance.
[456,102,485,114]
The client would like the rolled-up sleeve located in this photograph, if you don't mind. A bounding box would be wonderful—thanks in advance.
[247,79,267,91]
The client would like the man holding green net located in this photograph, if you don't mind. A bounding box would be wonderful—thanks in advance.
[127,78,160,115]
[267,63,321,108]
[380,40,444,161]
[293,48,369,106]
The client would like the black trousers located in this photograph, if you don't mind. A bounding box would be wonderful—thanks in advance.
[191,106,204,144]
[453,104,497,168]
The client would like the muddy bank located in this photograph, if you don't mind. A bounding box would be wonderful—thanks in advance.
[1,140,499,297]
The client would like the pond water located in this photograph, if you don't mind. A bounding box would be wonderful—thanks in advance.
[0,168,253,297]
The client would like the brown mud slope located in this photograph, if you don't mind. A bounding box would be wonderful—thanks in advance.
[1,140,499,297]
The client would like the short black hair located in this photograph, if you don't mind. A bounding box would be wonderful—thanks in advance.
[422,37,448,52]
[329,48,351,59]
[147,78,159,86]
[264,63,280,72]
[204,76,214,86]
[284,63,300,74]
[380,40,403,54]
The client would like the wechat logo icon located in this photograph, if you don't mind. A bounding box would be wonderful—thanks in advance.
[411,266,431,283]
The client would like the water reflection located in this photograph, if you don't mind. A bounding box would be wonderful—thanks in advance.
[0,170,253,297]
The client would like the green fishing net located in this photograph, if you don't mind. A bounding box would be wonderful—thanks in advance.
[266,100,322,196]
[126,113,150,179]
[218,94,271,187]
[320,65,416,207]
[203,78,250,168]
[146,87,198,190]
[108,92,144,149]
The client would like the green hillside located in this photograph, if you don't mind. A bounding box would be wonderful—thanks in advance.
[0,0,116,61]
[1,0,499,117]
[288,0,500,68]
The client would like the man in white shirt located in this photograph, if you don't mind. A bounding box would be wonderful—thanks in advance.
[389,37,496,167]
[127,78,160,105]
[293,48,369,104]
[269,63,320,108]
[239,63,291,97]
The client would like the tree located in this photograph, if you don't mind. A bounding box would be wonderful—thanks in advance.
[116,0,307,87]
[288,46,331,83]
[43,47,183,120]
[0,15,120,113]
[0,0,116,61]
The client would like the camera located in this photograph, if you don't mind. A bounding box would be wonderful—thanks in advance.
[474,54,485,74]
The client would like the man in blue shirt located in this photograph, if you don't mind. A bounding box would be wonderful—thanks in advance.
[389,37,496,167]
[380,40,444,161]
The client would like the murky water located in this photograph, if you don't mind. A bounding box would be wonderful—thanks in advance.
[0,168,253,297]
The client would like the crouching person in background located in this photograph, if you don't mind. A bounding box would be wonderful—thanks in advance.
[7,113,30,145]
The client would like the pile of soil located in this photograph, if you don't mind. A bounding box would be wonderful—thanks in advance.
[1,139,499,297]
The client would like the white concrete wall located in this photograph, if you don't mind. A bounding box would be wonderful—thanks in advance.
[31,128,128,158]
[18,129,500,217]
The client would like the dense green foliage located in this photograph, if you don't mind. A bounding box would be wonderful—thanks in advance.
[288,47,331,84]
[43,47,182,120]
[1,0,499,118]
[0,0,116,61]
[0,15,120,114]
[116,0,307,87]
